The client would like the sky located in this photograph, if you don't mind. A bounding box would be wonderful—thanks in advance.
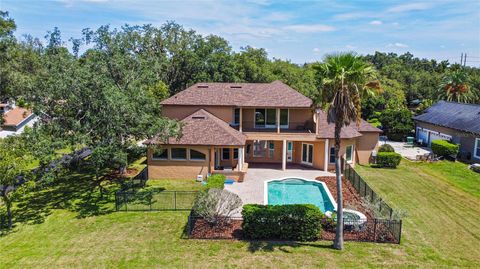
[1,0,480,66]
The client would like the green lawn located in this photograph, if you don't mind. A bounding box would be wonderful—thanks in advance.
[1,160,479,268]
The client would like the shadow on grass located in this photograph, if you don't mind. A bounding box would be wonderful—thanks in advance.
[247,240,333,253]
[9,167,119,231]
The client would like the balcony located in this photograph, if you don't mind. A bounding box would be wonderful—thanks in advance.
[231,120,315,134]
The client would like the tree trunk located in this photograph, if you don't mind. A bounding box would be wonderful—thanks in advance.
[3,193,12,229]
[333,123,344,250]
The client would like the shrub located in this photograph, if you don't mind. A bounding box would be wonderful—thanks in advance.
[431,140,459,158]
[205,174,225,189]
[192,189,242,225]
[376,152,401,168]
[242,204,323,241]
[378,144,395,153]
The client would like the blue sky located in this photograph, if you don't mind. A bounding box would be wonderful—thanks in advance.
[2,0,480,66]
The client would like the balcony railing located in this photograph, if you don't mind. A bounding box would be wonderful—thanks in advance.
[231,121,315,133]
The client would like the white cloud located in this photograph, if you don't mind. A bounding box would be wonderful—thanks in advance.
[284,24,335,33]
[387,3,432,13]
[387,42,409,48]
[313,47,321,54]
[370,20,383,25]
[345,44,356,49]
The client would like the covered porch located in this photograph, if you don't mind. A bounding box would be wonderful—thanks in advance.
[211,146,248,182]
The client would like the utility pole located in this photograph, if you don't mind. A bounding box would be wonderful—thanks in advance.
[461,53,463,65]
[464,53,467,67]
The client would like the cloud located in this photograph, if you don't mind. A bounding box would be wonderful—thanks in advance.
[387,2,432,13]
[387,42,409,48]
[313,47,321,53]
[345,44,356,49]
[369,20,383,25]
[284,24,335,33]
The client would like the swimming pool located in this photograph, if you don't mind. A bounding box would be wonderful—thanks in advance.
[265,177,337,213]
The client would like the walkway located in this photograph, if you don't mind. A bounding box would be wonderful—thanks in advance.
[225,165,334,205]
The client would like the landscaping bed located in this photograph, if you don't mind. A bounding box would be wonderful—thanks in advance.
[189,217,243,239]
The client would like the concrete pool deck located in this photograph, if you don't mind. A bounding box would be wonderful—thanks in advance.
[225,166,335,206]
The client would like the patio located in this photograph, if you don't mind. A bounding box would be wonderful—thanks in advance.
[225,165,334,206]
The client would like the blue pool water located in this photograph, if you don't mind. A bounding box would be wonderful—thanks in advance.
[267,178,336,213]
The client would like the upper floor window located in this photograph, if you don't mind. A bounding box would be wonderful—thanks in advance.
[254,108,288,128]
[233,108,240,126]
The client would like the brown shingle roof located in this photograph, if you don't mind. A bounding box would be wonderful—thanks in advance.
[161,80,312,108]
[315,111,382,139]
[2,107,33,126]
[145,109,246,146]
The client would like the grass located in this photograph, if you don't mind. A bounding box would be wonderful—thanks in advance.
[356,160,480,268]
[1,160,479,268]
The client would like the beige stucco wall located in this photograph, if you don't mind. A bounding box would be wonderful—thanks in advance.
[147,146,212,179]
[356,132,380,165]
[162,105,234,123]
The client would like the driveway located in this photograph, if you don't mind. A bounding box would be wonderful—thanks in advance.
[383,141,431,160]
[225,166,334,206]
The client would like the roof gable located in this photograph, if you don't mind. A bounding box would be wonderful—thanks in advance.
[315,110,382,139]
[414,101,480,135]
[161,80,312,108]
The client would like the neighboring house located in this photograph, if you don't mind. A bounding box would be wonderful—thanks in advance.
[145,81,382,180]
[0,103,37,138]
[414,101,480,162]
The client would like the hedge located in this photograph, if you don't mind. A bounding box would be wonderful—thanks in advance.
[378,144,395,153]
[376,152,401,168]
[205,174,225,189]
[431,140,459,158]
[242,204,323,241]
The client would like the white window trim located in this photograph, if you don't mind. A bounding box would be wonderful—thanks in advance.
[345,144,354,164]
[221,148,231,160]
[474,138,480,159]
[189,149,206,161]
[170,148,188,161]
[301,143,314,165]
[254,108,289,129]
[329,147,336,164]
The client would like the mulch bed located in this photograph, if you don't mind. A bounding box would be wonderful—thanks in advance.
[104,168,140,180]
[189,218,243,239]
[316,175,374,220]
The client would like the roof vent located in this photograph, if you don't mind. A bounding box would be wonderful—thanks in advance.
[197,85,209,88]
[192,116,206,120]
[230,85,242,89]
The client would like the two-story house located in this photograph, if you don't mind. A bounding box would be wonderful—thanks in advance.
[145,81,381,181]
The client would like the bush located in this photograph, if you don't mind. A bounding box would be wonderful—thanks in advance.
[205,174,225,189]
[431,140,459,158]
[378,144,395,153]
[192,189,242,225]
[376,152,401,168]
[242,204,323,241]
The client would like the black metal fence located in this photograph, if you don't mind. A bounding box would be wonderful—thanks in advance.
[115,189,198,211]
[344,164,398,219]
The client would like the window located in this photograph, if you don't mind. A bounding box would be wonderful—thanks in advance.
[171,148,187,160]
[233,108,240,125]
[475,138,480,159]
[329,147,336,163]
[302,143,313,165]
[152,148,168,160]
[280,109,289,128]
[346,145,354,163]
[268,141,275,157]
[246,144,251,155]
[253,140,266,157]
[255,109,266,127]
[233,148,239,160]
[222,148,230,160]
[190,149,206,161]
[266,109,276,127]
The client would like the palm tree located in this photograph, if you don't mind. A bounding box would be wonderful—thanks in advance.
[314,53,379,250]
[438,69,475,103]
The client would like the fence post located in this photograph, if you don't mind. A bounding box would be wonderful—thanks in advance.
[373,219,377,241]
[389,208,393,220]
[124,192,128,211]
[115,192,118,211]
[174,191,177,211]
[398,220,402,244]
